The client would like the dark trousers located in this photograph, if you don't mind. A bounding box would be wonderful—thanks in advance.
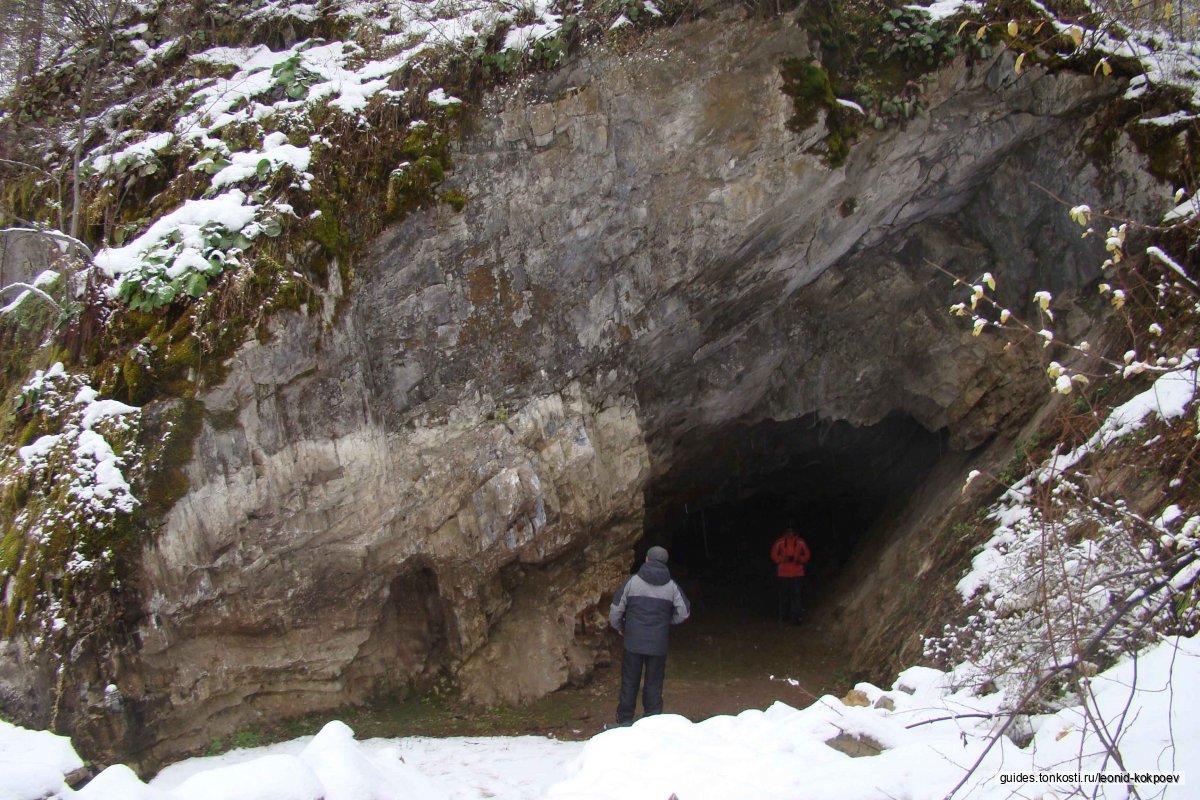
[616,649,667,724]
[776,575,805,623]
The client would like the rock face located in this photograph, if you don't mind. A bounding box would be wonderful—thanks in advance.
[0,229,61,289]
[136,374,646,756]
[11,9,1164,767]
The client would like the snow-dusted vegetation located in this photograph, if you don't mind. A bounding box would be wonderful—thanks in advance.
[1,363,140,639]
[80,0,568,310]
[6,0,662,318]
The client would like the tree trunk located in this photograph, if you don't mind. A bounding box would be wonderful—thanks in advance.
[15,0,46,83]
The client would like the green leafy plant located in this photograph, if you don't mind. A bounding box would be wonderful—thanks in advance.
[606,0,651,23]
[477,3,581,74]
[780,58,857,166]
[881,8,962,69]
[532,28,572,68]
[116,216,282,311]
[271,53,321,100]
[862,78,931,130]
[85,149,165,193]
[192,147,233,176]
[479,47,524,75]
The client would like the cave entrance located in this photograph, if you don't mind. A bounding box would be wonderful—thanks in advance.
[347,559,451,699]
[389,562,449,672]
[640,412,948,621]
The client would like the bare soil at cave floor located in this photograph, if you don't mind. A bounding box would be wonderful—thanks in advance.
[232,587,854,755]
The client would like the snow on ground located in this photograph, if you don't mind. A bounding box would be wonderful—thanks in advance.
[3,633,1195,800]
[548,637,1198,799]
[149,729,580,800]
[0,721,83,800]
[1039,350,1199,480]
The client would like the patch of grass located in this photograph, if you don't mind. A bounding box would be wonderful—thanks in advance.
[240,688,591,748]
[829,667,857,691]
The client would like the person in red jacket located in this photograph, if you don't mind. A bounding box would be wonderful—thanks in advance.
[771,526,810,625]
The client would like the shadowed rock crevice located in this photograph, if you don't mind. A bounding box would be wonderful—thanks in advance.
[343,561,451,697]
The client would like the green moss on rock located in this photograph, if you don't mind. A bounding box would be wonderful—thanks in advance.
[440,188,468,212]
[781,58,837,132]
[780,57,858,167]
[138,398,205,519]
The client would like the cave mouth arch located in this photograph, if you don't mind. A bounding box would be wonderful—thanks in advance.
[638,411,949,621]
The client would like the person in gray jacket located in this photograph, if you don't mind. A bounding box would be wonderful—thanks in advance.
[608,545,690,726]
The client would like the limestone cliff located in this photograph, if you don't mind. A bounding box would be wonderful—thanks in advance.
[0,3,1168,768]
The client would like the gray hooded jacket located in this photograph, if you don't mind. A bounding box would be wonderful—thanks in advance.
[609,560,690,656]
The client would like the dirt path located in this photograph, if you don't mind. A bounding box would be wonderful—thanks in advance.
[550,587,851,738]
[248,588,850,750]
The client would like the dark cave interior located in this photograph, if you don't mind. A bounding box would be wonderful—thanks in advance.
[637,412,950,619]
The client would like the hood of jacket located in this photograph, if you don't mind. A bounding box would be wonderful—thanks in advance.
[636,559,671,587]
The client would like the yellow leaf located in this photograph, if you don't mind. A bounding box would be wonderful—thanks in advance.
[976,25,988,41]
[1163,2,1174,20]
[957,19,972,36]
[1056,727,1073,741]
[1033,20,1046,34]
[1014,52,1026,74]
[1068,25,1083,47]
[1008,19,1019,36]
[1093,57,1112,76]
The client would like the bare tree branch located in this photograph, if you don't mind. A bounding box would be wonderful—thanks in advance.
[0,280,63,313]
[1,226,94,258]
